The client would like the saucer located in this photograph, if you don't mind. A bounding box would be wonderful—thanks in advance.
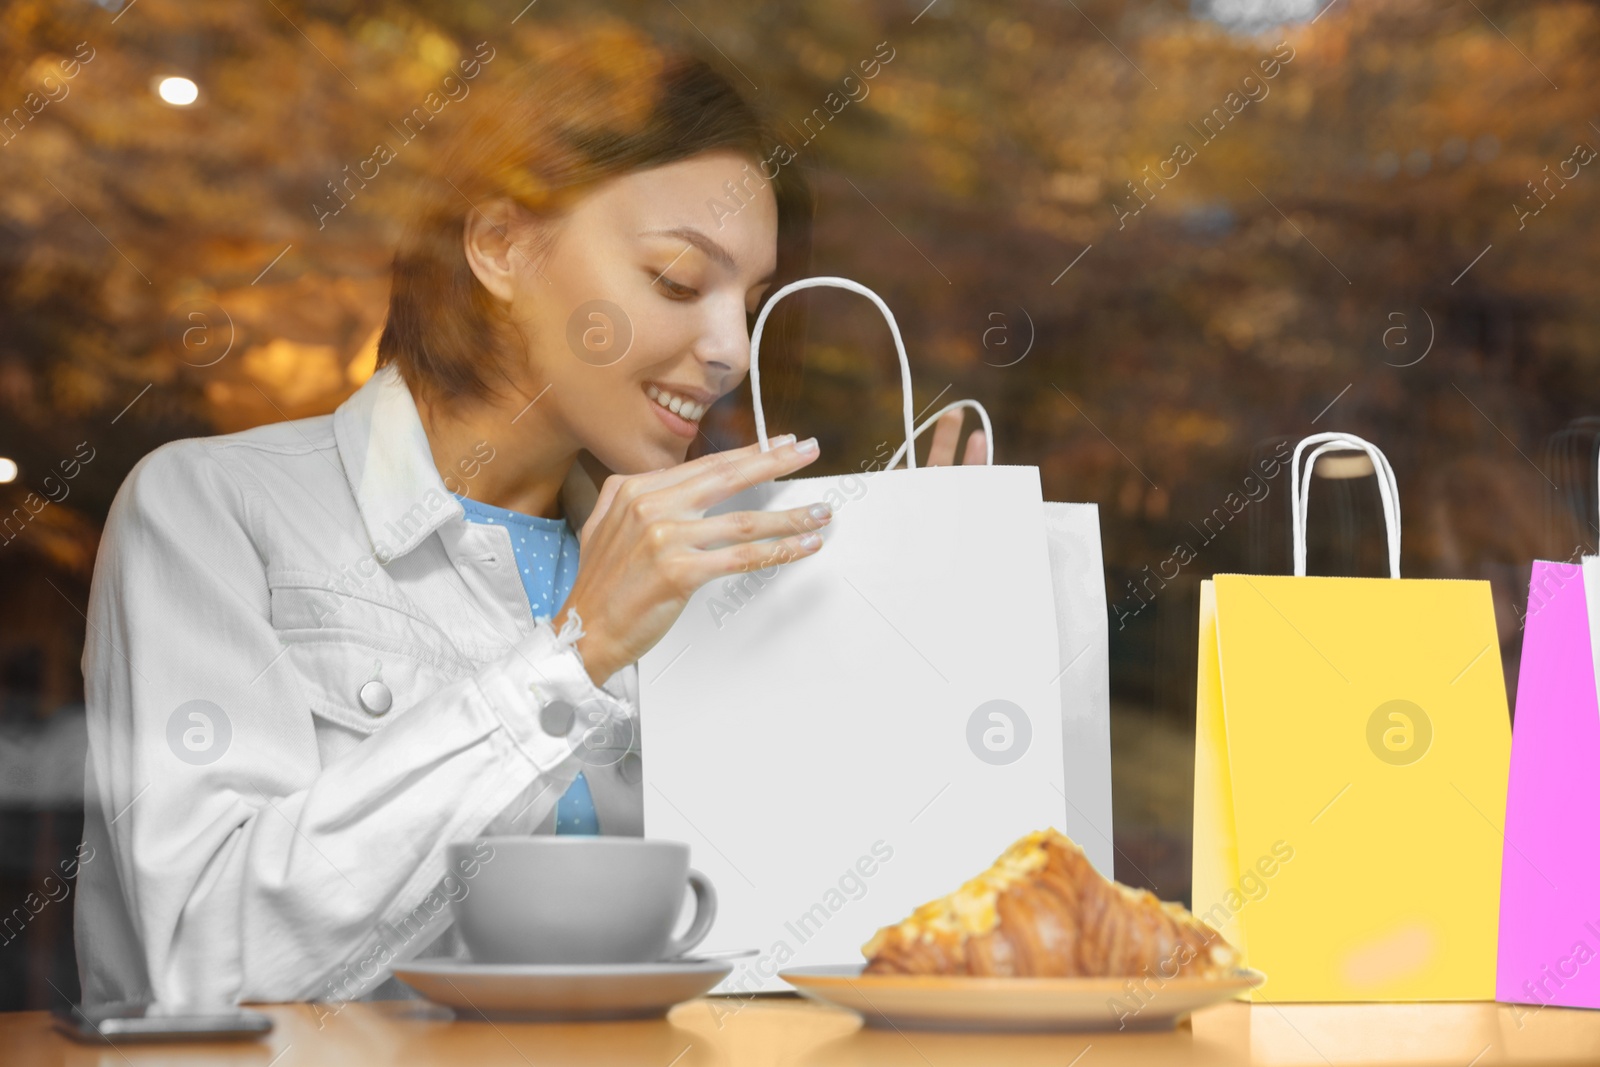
[780,964,1264,1032]
[393,958,734,1021]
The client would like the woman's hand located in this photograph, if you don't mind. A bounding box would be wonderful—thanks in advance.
[555,434,830,684]
[925,408,987,466]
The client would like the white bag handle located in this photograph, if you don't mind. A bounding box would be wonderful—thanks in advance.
[1290,432,1402,579]
[748,276,920,468]
[883,398,996,470]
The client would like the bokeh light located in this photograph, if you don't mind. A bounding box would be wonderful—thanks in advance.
[156,75,199,106]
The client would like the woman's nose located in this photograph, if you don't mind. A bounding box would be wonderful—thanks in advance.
[695,297,752,376]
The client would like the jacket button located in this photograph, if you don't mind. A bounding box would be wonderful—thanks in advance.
[618,752,642,785]
[540,700,575,736]
[358,680,393,716]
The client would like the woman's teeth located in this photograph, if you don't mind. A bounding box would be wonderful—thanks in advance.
[646,384,706,422]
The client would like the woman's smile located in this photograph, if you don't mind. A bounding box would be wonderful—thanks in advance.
[645,382,713,439]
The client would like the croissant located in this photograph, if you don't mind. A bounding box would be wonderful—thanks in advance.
[862,829,1238,978]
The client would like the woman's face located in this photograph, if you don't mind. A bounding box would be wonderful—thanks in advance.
[499,149,780,475]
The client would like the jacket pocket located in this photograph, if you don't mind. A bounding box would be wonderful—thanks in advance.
[268,575,455,657]
[272,620,469,744]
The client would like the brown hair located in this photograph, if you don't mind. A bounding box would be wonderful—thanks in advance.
[377,26,813,419]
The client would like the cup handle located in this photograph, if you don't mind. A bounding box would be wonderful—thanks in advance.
[662,868,717,959]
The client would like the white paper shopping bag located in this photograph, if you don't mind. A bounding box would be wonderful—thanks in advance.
[640,277,1113,994]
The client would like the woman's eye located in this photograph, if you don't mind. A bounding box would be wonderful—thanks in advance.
[652,273,698,300]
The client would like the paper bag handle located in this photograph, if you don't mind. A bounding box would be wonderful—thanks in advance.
[748,276,920,468]
[882,398,996,470]
[1290,432,1402,579]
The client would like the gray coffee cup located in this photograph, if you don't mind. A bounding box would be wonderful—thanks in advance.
[448,837,717,965]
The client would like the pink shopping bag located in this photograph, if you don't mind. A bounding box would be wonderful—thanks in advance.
[1497,559,1600,1009]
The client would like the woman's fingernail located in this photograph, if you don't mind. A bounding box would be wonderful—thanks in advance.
[793,437,818,453]
[799,532,822,548]
[809,503,832,522]
[772,433,796,445]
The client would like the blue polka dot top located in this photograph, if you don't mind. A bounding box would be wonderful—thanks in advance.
[453,492,598,835]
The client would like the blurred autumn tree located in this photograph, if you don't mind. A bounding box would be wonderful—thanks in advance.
[1,0,1598,903]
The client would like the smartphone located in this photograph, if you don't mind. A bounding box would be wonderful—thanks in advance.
[51,1001,273,1043]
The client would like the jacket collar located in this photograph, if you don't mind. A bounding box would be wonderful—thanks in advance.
[332,364,599,562]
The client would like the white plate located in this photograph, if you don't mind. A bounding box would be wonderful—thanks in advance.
[780,964,1264,1032]
[394,958,733,1021]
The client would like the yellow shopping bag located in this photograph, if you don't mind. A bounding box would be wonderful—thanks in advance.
[1193,432,1511,1002]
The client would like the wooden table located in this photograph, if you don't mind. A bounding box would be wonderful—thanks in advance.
[6,995,1600,1066]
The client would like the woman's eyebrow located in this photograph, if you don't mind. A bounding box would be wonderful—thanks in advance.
[640,226,776,283]
[641,226,734,269]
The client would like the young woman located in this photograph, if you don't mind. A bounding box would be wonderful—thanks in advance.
[75,29,984,1007]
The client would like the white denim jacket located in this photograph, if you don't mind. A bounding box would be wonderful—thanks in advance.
[76,364,641,1007]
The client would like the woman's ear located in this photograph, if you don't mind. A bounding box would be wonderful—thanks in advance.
[462,198,534,304]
